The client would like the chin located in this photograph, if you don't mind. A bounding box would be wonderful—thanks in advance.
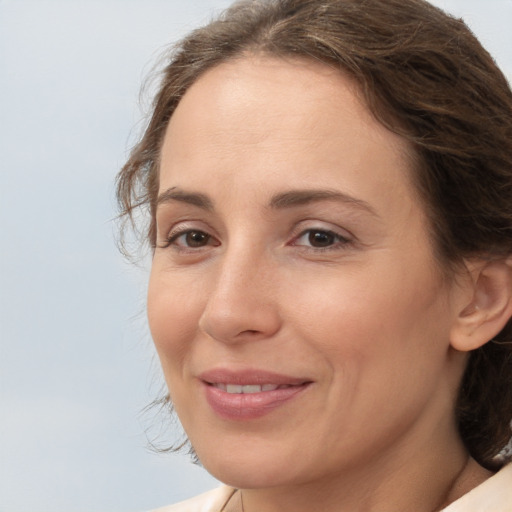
[197,447,301,490]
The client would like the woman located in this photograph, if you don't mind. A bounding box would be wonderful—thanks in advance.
[117,0,512,510]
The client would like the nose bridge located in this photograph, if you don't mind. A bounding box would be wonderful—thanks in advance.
[199,241,281,343]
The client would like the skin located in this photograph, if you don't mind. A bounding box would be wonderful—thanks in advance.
[148,56,494,511]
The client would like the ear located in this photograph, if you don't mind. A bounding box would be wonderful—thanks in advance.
[450,258,512,352]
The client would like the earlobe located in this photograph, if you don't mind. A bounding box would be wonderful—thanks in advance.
[450,258,512,352]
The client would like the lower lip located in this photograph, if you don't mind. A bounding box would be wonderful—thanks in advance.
[203,383,311,420]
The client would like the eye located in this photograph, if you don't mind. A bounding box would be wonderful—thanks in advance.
[293,228,350,249]
[162,229,219,249]
[177,230,210,248]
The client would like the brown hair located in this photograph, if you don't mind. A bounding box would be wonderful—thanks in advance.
[117,0,512,469]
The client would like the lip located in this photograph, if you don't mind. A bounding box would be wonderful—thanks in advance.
[199,368,313,420]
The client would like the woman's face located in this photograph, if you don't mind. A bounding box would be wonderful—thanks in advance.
[148,56,466,489]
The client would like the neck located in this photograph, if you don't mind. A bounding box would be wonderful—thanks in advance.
[437,457,493,510]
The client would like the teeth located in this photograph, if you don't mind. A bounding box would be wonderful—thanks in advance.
[214,383,281,394]
[241,385,261,394]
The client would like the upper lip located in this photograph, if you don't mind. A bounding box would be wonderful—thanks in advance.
[198,368,311,386]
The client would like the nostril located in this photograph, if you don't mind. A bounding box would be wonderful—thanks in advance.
[236,329,265,338]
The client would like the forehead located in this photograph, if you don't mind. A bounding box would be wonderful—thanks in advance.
[165,55,403,149]
[159,55,417,210]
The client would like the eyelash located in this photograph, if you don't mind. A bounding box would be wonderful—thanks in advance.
[291,228,351,252]
[159,228,219,250]
[158,226,352,253]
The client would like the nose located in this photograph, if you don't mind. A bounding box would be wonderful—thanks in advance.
[198,249,282,344]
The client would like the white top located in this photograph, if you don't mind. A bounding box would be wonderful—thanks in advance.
[150,463,512,512]
[441,463,512,512]
[150,486,235,512]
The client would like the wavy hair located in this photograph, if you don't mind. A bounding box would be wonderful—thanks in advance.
[117,0,512,469]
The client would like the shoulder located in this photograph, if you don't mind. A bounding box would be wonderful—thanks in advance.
[441,463,512,512]
[148,486,237,512]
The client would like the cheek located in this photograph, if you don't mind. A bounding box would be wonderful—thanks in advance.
[147,269,204,373]
[286,265,453,442]
[286,257,450,372]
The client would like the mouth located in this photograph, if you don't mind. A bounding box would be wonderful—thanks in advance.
[209,383,300,394]
[199,369,313,420]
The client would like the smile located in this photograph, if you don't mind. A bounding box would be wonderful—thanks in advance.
[211,383,295,393]
[200,369,312,420]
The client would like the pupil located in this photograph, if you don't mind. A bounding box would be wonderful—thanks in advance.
[186,231,208,247]
[309,231,334,247]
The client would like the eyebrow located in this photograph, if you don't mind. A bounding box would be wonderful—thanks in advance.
[269,189,378,216]
[156,187,377,217]
[157,187,214,210]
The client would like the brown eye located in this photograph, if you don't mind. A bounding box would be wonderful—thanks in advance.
[184,230,210,247]
[292,228,350,251]
[308,230,336,247]
[163,229,217,250]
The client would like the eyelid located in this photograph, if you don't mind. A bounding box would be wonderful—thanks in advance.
[291,220,353,239]
[156,218,355,251]
[293,229,350,247]
[157,220,220,249]
[287,221,355,252]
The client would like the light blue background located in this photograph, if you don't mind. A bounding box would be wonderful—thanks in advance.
[1,1,510,511]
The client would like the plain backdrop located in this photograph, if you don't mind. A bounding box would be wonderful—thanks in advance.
[1,1,510,511]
